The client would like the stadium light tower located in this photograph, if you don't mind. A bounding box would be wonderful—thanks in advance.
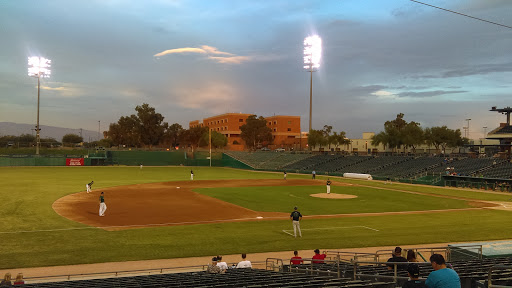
[304,35,322,137]
[465,118,471,139]
[28,56,51,155]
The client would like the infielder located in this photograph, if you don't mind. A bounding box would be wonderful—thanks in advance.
[290,206,302,238]
[86,181,94,193]
[190,170,194,180]
[326,178,331,194]
[284,171,287,180]
[99,192,107,216]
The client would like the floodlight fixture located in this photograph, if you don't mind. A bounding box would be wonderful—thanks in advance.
[28,57,51,78]
[303,35,322,70]
[303,35,322,145]
[28,56,51,155]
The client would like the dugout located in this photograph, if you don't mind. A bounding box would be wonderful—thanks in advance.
[443,175,512,192]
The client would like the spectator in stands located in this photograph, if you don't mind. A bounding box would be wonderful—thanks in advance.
[207,257,224,274]
[13,273,24,285]
[403,263,426,288]
[386,246,408,270]
[290,251,303,265]
[0,273,11,286]
[407,250,418,262]
[216,255,228,271]
[312,249,326,264]
[236,254,252,268]
[425,254,460,288]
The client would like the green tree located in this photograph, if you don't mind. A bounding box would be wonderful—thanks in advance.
[373,113,421,153]
[180,126,209,149]
[165,123,184,147]
[307,129,326,149]
[62,134,83,146]
[333,131,351,150]
[322,125,333,149]
[135,103,167,148]
[18,134,36,143]
[199,131,228,149]
[108,115,140,147]
[240,115,273,150]
[424,126,465,154]
[402,122,424,153]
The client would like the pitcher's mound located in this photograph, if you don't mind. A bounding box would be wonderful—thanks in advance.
[310,193,358,199]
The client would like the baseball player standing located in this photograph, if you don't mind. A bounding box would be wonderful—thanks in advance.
[290,206,302,238]
[190,170,194,180]
[284,171,287,180]
[86,181,94,193]
[326,178,331,194]
[99,192,107,216]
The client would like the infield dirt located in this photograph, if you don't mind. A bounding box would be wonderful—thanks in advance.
[53,179,498,231]
[53,179,341,230]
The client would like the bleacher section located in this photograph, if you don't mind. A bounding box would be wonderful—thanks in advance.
[287,256,512,288]
[482,161,512,179]
[494,125,512,134]
[373,157,444,179]
[225,151,313,170]
[226,152,511,181]
[17,268,395,288]
[428,157,501,176]
[336,156,412,175]
[284,154,340,171]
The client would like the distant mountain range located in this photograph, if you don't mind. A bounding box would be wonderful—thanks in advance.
[0,122,101,142]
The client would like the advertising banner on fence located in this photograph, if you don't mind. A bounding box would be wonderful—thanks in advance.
[66,158,84,166]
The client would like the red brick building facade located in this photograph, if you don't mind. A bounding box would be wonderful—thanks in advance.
[189,113,302,150]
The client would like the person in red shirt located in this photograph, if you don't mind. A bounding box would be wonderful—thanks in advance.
[290,250,303,265]
[312,249,326,264]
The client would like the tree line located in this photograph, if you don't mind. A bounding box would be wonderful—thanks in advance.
[371,113,468,153]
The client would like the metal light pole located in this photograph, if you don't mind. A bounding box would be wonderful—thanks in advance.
[303,35,322,141]
[483,126,487,138]
[209,128,212,167]
[28,57,51,155]
[465,118,471,139]
[98,121,101,141]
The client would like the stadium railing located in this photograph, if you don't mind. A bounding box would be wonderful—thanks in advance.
[21,261,268,284]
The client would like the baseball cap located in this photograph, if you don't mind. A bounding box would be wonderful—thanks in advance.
[407,263,420,277]
[294,206,298,210]
[212,257,218,262]
[395,247,402,253]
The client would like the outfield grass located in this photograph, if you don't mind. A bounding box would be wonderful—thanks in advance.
[2,167,512,269]
[195,185,471,214]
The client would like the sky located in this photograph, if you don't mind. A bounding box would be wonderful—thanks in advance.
[0,0,511,139]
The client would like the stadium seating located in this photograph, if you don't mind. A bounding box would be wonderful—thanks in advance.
[16,268,394,288]
[428,157,500,176]
[481,161,512,179]
[494,125,512,134]
[225,151,313,170]
[372,157,444,179]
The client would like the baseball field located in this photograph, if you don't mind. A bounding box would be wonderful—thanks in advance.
[3,166,512,269]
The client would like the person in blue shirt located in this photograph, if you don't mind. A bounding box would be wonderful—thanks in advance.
[425,254,460,288]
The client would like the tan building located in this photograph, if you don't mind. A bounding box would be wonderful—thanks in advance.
[189,113,302,150]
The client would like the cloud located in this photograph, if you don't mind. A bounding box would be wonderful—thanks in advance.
[40,83,84,98]
[153,45,276,65]
[174,83,240,114]
[153,47,208,57]
[208,55,252,64]
[396,90,467,98]
[371,90,397,100]
[419,62,512,79]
